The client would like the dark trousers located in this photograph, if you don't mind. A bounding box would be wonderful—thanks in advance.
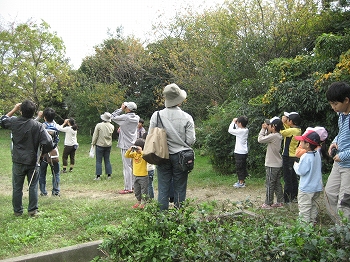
[282,156,298,203]
[234,153,248,181]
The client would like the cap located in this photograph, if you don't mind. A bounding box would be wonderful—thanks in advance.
[306,126,328,142]
[295,130,320,146]
[265,116,280,125]
[124,102,137,111]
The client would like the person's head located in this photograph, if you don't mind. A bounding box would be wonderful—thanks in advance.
[326,82,350,113]
[295,130,320,151]
[134,138,145,150]
[284,111,300,126]
[20,100,36,118]
[68,118,78,131]
[43,107,56,122]
[306,126,328,143]
[138,118,144,128]
[265,116,283,132]
[100,112,111,122]
[163,83,187,108]
[237,116,248,128]
[123,102,137,112]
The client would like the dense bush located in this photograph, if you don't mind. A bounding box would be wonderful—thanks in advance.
[96,201,350,261]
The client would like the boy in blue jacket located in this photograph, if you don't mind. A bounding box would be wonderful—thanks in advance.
[293,130,322,224]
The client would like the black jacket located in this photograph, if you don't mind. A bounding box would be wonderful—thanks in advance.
[1,115,54,166]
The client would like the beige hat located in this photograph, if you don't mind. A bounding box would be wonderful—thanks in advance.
[100,112,111,122]
[124,102,137,111]
[163,83,187,108]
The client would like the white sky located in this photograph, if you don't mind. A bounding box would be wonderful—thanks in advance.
[0,0,225,69]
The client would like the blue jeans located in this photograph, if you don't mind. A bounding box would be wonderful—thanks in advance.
[39,159,60,195]
[95,146,112,175]
[157,153,189,210]
[148,170,155,199]
[12,162,39,214]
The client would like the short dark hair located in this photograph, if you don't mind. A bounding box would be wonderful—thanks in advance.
[43,108,56,122]
[326,81,350,102]
[288,114,301,126]
[271,119,283,132]
[20,100,36,118]
[139,118,144,124]
[237,116,248,127]
[134,138,145,149]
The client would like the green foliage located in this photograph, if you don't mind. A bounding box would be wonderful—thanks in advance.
[0,20,70,111]
[97,202,350,261]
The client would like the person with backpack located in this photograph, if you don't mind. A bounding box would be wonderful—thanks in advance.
[37,108,61,196]
[0,100,54,216]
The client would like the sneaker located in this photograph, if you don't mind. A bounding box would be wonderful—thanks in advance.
[69,169,73,172]
[107,176,111,180]
[271,203,284,208]
[28,210,39,217]
[40,192,48,196]
[260,203,272,209]
[52,193,60,197]
[139,204,145,209]
[61,170,67,174]
[233,182,246,188]
[132,203,140,209]
[119,189,130,194]
[93,177,101,181]
[14,212,22,217]
[127,190,134,193]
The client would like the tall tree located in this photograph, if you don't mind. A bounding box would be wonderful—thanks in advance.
[0,20,70,112]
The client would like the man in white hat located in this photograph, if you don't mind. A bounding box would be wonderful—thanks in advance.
[91,112,115,180]
[149,83,196,210]
[111,102,140,194]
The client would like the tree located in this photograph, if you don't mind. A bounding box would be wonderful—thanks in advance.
[0,20,70,112]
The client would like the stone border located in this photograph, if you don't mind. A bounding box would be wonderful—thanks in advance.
[0,240,105,262]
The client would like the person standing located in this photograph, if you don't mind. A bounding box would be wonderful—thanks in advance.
[325,81,350,223]
[137,118,146,139]
[91,112,115,180]
[280,111,301,204]
[111,102,139,194]
[125,138,148,208]
[228,116,249,188]
[294,130,323,224]
[38,108,61,197]
[149,83,196,210]
[57,118,78,173]
[258,117,284,209]
[0,100,53,216]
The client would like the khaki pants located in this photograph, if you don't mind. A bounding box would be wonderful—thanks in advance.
[298,190,321,223]
[324,162,350,224]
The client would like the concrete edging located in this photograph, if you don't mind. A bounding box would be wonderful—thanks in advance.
[0,240,105,262]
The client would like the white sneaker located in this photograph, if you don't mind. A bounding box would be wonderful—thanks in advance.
[93,177,101,181]
[233,181,246,188]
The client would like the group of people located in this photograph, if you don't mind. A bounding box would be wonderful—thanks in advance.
[2,81,349,222]
[229,81,350,225]
[0,102,78,216]
[90,83,196,210]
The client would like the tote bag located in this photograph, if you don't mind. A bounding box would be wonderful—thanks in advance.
[143,111,169,165]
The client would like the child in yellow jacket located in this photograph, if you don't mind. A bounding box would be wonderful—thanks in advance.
[125,138,148,208]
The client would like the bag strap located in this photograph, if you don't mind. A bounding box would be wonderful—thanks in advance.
[156,111,165,128]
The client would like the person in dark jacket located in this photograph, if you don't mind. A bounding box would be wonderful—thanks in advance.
[0,100,54,217]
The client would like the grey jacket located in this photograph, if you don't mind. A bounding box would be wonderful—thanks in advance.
[111,109,139,149]
[149,107,196,154]
[1,115,54,166]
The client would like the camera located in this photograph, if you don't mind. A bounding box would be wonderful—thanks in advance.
[131,146,138,152]
[331,148,337,158]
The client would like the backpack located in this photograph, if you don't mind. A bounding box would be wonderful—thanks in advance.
[44,122,60,148]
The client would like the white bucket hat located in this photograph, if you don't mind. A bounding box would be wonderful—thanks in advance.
[100,112,111,122]
[163,83,187,108]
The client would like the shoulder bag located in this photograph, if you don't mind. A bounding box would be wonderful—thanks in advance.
[143,111,169,165]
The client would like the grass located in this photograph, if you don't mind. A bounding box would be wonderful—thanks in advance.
[0,129,332,260]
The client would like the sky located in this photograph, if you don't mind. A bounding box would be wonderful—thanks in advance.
[0,0,225,69]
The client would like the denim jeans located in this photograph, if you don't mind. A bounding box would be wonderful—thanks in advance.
[12,162,39,214]
[39,159,60,195]
[157,153,189,210]
[95,146,112,175]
